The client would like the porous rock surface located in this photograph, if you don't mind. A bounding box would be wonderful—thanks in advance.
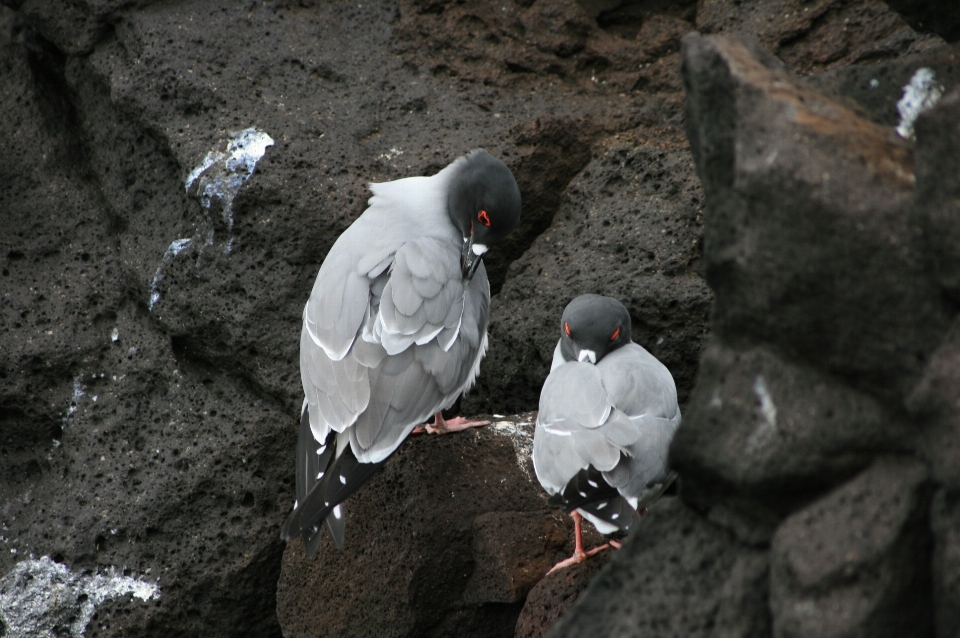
[1,0,708,634]
[550,22,960,638]
[2,0,960,637]
[276,415,621,638]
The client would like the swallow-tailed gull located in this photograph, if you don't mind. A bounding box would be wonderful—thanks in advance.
[281,149,521,554]
[533,294,680,571]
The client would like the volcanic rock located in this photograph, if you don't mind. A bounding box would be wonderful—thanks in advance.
[275,418,570,638]
[6,0,960,636]
[769,457,932,638]
[1,0,709,633]
[545,498,770,638]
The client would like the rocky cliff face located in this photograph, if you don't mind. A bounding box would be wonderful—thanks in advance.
[548,17,960,638]
[1,0,958,637]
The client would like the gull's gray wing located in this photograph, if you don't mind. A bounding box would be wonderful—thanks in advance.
[301,179,437,365]
[301,235,484,458]
[597,343,680,508]
[534,358,642,494]
[286,237,489,552]
[533,342,680,533]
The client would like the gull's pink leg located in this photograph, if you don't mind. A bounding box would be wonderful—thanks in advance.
[547,511,614,573]
[411,411,490,435]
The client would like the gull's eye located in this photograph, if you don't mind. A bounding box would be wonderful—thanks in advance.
[610,327,620,341]
[564,322,571,336]
[477,210,492,227]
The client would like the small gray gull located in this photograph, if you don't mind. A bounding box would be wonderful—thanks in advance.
[281,149,521,554]
[533,294,680,571]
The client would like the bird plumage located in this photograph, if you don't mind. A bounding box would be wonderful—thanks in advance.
[534,295,680,535]
[282,150,519,553]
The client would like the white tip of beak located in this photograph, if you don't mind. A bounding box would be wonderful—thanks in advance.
[471,243,488,256]
[578,349,597,364]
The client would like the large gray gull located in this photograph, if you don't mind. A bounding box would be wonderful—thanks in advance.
[281,149,521,554]
[533,294,680,571]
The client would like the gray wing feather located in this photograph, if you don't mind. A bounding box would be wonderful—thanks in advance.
[348,268,489,462]
[301,331,364,436]
[378,239,463,348]
[537,363,611,433]
[533,430,585,494]
[305,265,369,362]
[598,344,681,505]
[534,342,681,507]
[572,430,621,471]
[302,234,490,465]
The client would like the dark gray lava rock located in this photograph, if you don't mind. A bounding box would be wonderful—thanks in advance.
[466,133,712,415]
[930,488,960,638]
[681,31,951,403]
[544,498,770,638]
[514,549,612,638]
[275,420,569,638]
[906,90,960,493]
[769,457,932,638]
[915,86,960,308]
[395,0,674,92]
[881,1,960,43]
[5,0,155,55]
[695,0,945,75]
[673,342,909,544]
[908,318,960,490]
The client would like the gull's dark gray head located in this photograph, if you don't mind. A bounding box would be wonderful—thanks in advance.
[559,294,632,364]
[447,149,521,280]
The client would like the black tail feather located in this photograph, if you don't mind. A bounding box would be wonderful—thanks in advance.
[549,465,619,511]
[324,502,346,549]
[281,410,387,556]
[549,465,639,533]
[304,526,323,556]
[281,408,335,544]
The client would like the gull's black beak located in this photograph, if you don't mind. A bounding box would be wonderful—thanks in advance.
[461,229,482,281]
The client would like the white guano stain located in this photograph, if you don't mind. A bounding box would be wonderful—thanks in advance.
[490,414,536,482]
[148,238,194,311]
[708,387,723,410]
[377,147,403,160]
[753,375,777,428]
[149,128,273,312]
[0,556,159,638]
[62,376,84,426]
[745,375,778,455]
[896,68,943,139]
[185,127,275,253]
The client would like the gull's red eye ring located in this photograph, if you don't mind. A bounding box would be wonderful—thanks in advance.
[477,210,492,227]
[610,327,620,341]
[564,322,571,336]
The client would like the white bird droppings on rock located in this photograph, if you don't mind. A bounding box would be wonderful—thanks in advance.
[746,375,779,455]
[489,412,536,482]
[148,238,194,311]
[0,556,159,638]
[185,127,275,253]
[896,68,943,139]
[62,376,84,426]
[150,128,273,311]
[753,375,777,429]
